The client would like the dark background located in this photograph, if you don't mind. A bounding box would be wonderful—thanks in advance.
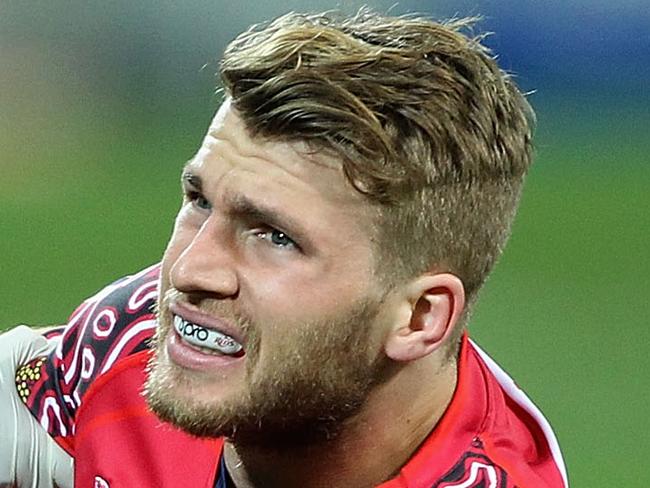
[2,1,648,484]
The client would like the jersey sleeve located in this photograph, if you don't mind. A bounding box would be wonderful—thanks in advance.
[15,263,161,454]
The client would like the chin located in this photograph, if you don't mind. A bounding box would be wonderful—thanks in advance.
[144,358,249,439]
[149,352,234,404]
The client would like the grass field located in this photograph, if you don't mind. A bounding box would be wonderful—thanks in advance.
[1,97,648,485]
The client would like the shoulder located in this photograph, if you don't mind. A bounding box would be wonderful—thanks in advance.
[467,340,569,487]
[19,264,161,445]
[388,337,568,488]
[55,263,161,380]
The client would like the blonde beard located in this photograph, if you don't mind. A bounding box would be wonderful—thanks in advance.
[143,288,388,446]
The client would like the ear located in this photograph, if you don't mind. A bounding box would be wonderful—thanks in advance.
[384,273,465,362]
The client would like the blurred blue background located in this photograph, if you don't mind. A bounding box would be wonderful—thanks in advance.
[1,1,648,484]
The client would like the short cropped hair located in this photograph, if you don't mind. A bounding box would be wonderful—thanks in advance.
[220,9,535,310]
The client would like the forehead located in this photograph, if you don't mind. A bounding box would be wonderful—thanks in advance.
[186,100,376,235]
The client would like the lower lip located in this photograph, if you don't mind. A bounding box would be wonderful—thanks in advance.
[166,327,245,372]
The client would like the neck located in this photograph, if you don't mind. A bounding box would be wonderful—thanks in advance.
[224,358,458,488]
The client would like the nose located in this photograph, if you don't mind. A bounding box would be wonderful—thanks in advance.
[169,218,239,298]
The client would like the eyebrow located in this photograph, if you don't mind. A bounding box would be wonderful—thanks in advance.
[181,166,202,191]
[227,194,309,245]
[181,168,310,245]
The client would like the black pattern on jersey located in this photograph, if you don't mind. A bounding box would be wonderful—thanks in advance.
[18,264,161,438]
[433,451,508,488]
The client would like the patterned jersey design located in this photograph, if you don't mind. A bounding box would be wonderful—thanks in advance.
[433,448,508,488]
[13,264,565,486]
[17,264,161,441]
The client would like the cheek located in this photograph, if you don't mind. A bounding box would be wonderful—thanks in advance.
[239,261,374,328]
[159,231,192,298]
[161,211,198,270]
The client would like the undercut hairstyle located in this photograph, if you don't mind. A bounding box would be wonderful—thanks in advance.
[220,9,535,331]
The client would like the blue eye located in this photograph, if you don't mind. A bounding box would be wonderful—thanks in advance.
[256,229,297,250]
[270,230,294,247]
[195,195,211,210]
[188,191,211,210]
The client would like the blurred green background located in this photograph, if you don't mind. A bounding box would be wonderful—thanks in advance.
[1,0,648,485]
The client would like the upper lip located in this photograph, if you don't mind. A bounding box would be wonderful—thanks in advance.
[169,301,245,347]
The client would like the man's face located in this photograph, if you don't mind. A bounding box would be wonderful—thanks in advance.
[145,100,392,444]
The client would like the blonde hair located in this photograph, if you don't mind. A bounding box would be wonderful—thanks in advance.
[220,9,535,306]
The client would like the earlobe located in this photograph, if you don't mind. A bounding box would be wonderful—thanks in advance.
[384,274,465,362]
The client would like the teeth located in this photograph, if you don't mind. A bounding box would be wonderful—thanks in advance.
[173,315,243,356]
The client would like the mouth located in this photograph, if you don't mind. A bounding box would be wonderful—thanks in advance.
[173,314,244,358]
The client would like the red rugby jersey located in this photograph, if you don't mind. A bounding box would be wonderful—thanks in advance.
[16,264,568,487]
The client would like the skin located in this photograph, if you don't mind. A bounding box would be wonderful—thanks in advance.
[148,99,466,488]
